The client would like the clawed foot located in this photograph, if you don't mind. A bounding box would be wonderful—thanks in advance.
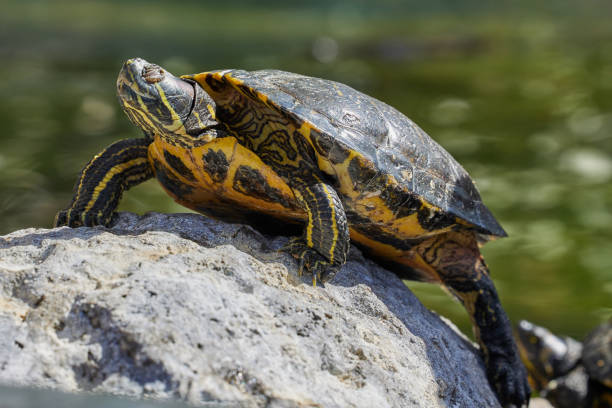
[488,352,531,407]
[54,209,113,228]
[281,237,339,286]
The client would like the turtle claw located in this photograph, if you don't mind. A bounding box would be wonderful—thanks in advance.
[309,260,340,287]
[53,209,71,227]
[54,208,114,228]
[281,237,337,286]
[488,353,531,408]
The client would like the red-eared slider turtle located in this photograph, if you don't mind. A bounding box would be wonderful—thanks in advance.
[516,320,612,408]
[55,58,530,406]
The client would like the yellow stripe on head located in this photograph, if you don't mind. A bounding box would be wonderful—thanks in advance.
[154,83,184,131]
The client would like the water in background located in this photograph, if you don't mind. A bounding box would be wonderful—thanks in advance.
[1,0,610,340]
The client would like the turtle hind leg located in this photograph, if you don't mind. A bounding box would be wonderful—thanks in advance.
[55,138,154,228]
[415,230,531,407]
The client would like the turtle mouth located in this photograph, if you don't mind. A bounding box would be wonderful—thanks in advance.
[117,58,195,121]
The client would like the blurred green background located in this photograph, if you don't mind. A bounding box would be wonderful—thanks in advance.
[1,0,610,340]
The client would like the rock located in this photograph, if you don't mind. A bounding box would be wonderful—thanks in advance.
[528,397,554,408]
[0,212,501,407]
[0,383,194,408]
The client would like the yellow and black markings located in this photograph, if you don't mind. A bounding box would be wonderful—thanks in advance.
[147,135,305,224]
[187,69,479,281]
[55,138,154,227]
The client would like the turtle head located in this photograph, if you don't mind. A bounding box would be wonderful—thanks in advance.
[117,58,218,141]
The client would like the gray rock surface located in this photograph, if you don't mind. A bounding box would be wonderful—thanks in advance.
[528,398,554,408]
[0,384,194,408]
[0,212,500,407]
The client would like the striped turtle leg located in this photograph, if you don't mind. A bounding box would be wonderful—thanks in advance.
[415,230,530,407]
[284,180,350,285]
[54,138,154,228]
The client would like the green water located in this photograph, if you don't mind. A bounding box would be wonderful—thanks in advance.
[1,0,610,340]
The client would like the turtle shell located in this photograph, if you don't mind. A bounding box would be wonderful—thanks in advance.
[187,69,506,237]
[583,321,612,387]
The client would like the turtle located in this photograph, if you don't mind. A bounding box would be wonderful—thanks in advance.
[516,320,612,408]
[55,58,530,406]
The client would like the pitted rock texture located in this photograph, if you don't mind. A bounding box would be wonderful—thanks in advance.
[0,212,500,407]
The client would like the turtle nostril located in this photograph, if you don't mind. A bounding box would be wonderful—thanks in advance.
[143,63,165,84]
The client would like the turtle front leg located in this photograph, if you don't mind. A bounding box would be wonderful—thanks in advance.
[416,230,531,407]
[55,138,154,228]
[284,180,350,285]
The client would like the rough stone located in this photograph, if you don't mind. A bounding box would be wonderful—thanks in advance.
[0,212,500,407]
